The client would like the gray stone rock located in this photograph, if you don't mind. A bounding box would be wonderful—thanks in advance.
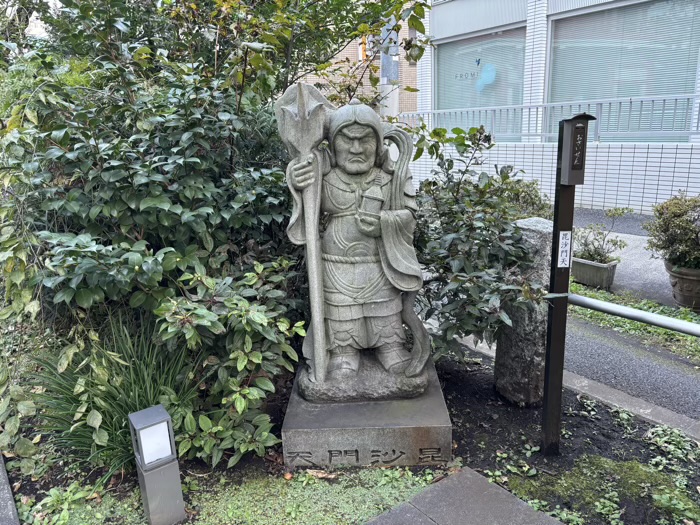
[298,351,429,402]
[0,456,19,525]
[494,217,553,406]
[515,217,553,286]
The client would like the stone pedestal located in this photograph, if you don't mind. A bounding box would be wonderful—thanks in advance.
[282,360,452,468]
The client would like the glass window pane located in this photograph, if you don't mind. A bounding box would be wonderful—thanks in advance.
[436,27,526,110]
[550,0,700,101]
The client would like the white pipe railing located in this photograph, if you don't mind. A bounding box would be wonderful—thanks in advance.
[399,94,700,143]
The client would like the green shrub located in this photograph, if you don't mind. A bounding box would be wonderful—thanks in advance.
[34,315,201,479]
[508,179,552,220]
[644,192,700,269]
[0,52,305,468]
[573,208,631,264]
[412,124,544,356]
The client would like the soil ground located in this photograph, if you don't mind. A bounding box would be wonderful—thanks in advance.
[440,348,700,525]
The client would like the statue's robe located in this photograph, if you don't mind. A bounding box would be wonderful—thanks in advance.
[287,164,422,361]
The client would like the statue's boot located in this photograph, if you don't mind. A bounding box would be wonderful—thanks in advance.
[377,344,412,374]
[328,347,360,378]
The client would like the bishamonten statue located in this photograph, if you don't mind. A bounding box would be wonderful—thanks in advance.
[275,84,431,402]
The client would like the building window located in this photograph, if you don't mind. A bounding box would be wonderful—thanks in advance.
[549,0,700,102]
[435,27,526,111]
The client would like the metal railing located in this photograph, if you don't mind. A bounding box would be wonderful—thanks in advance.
[569,294,700,337]
[400,94,700,143]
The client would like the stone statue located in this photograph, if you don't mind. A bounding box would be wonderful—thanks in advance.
[275,84,431,402]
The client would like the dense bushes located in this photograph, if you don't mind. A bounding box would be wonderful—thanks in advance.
[1,54,305,470]
[0,0,544,479]
[413,125,547,357]
[645,192,700,269]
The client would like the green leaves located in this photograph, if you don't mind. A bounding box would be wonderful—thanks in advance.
[140,196,172,211]
[14,437,37,457]
[198,415,212,433]
[86,410,103,430]
[414,124,545,356]
[93,428,109,446]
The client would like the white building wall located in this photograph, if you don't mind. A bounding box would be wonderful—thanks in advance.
[410,0,700,213]
[417,2,432,112]
[431,0,527,41]
[521,0,548,139]
[409,142,700,215]
[522,0,548,107]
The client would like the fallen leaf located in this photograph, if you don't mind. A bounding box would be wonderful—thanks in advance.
[306,469,337,480]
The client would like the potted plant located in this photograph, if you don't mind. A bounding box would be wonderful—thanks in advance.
[644,192,700,311]
[571,208,631,290]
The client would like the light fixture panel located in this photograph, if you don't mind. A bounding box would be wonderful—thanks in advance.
[139,421,173,466]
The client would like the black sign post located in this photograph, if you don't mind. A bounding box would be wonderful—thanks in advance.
[542,113,596,456]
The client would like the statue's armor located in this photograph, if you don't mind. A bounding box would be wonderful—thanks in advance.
[320,166,406,352]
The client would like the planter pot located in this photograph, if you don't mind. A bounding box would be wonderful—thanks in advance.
[664,261,700,312]
[571,258,618,291]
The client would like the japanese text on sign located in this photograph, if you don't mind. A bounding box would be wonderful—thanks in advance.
[558,231,572,268]
[571,125,585,170]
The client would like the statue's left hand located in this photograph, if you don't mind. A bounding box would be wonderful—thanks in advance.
[355,210,381,237]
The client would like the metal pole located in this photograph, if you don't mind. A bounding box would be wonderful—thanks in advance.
[569,294,700,337]
[542,119,575,456]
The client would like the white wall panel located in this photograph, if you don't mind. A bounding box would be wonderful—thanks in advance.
[417,0,433,112]
[431,0,527,42]
[409,142,700,214]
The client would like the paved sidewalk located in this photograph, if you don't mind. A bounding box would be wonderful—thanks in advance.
[368,467,561,525]
[574,208,675,306]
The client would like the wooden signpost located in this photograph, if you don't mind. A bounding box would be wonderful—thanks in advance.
[542,113,596,456]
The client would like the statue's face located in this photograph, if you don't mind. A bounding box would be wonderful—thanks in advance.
[333,124,377,175]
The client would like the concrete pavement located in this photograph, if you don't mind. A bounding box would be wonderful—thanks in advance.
[368,468,562,525]
[574,208,675,306]
[565,318,700,420]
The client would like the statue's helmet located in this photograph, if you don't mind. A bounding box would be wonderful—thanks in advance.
[328,99,384,153]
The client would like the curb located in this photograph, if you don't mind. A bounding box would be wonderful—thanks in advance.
[0,456,20,525]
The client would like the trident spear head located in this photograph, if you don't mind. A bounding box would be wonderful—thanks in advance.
[275,83,335,158]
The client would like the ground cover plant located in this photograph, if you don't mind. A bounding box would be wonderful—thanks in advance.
[570,282,700,364]
[16,460,444,525]
[8,323,699,524]
[442,350,700,525]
